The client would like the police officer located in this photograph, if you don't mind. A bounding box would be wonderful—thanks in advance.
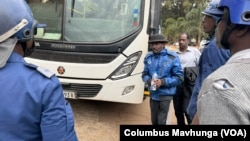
[186,0,230,121]
[194,0,250,124]
[0,0,78,140]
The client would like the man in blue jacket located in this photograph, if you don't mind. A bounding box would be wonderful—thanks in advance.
[142,34,184,125]
[0,0,78,140]
[187,0,230,121]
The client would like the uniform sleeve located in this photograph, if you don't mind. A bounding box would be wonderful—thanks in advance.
[186,76,201,120]
[197,78,250,124]
[142,56,151,85]
[187,51,204,120]
[197,89,233,124]
[40,77,78,141]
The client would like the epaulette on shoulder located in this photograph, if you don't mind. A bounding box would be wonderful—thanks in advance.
[37,66,55,78]
[165,50,177,60]
[24,63,55,78]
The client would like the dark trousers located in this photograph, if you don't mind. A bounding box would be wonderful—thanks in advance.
[173,84,192,125]
[150,98,171,125]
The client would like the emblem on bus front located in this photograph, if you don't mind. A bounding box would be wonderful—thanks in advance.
[57,66,65,74]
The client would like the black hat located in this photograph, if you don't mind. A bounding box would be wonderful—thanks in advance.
[148,34,168,43]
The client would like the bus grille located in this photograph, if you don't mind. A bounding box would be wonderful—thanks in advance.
[29,49,118,64]
[62,83,102,97]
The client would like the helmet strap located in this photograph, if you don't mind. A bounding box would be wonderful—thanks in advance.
[220,8,235,49]
[221,25,234,49]
[220,9,236,50]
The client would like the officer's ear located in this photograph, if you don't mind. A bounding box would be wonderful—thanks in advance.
[25,39,34,49]
[24,40,35,57]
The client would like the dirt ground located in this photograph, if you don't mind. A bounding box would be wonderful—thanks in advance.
[68,97,176,141]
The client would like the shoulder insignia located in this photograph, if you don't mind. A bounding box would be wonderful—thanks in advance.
[24,62,38,68]
[24,63,55,78]
[37,66,55,78]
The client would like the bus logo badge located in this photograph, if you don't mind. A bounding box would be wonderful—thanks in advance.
[57,66,65,74]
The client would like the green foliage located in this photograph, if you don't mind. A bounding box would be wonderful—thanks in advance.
[161,0,208,45]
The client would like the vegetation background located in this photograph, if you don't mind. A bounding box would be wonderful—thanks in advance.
[161,0,211,46]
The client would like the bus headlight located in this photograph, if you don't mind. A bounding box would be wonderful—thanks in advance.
[109,52,142,80]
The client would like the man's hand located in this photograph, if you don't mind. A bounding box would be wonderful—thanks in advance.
[154,79,161,88]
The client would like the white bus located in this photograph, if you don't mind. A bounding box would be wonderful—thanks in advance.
[25,0,162,104]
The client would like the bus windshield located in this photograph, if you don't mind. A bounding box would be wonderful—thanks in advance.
[29,0,141,43]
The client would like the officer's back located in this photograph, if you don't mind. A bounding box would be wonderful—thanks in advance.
[0,0,78,140]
